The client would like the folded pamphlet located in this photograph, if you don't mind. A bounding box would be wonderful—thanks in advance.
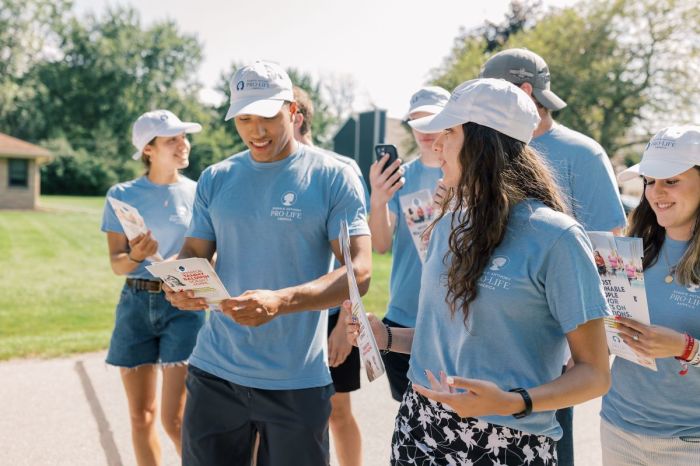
[107,197,163,262]
[146,258,230,311]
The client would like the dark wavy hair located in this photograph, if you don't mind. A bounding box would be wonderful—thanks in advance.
[432,122,568,325]
[627,166,700,286]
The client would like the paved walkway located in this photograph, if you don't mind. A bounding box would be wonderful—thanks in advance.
[0,352,603,465]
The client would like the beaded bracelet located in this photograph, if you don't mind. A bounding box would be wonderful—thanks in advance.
[676,335,698,375]
[381,324,393,355]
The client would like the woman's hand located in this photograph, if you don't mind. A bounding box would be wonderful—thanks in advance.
[615,316,689,359]
[343,300,387,349]
[413,370,524,418]
[128,231,158,262]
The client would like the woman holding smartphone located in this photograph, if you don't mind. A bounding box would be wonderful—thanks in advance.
[347,79,611,465]
[101,110,205,466]
[600,126,700,465]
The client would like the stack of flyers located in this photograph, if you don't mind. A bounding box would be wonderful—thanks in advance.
[588,231,656,370]
[107,197,163,262]
[146,258,230,312]
[339,219,386,382]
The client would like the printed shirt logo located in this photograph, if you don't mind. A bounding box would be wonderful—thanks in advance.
[688,283,699,293]
[281,191,297,206]
[489,256,509,271]
[271,190,302,222]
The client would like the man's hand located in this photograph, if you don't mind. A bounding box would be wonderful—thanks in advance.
[163,284,208,311]
[369,154,404,207]
[222,289,285,327]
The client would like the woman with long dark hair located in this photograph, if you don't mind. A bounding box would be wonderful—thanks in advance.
[600,126,700,465]
[347,79,611,465]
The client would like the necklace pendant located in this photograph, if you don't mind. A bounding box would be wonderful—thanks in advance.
[664,274,674,284]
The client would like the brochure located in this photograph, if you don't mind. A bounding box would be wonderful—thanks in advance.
[588,231,656,371]
[146,258,230,311]
[107,197,163,262]
[399,189,438,263]
[339,219,386,381]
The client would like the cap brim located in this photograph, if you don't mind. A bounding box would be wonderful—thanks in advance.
[225,99,285,121]
[618,159,695,182]
[408,111,464,134]
[405,105,446,121]
[130,122,202,160]
[533,88,567,111]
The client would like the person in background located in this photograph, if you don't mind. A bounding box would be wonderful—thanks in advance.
[601,125,700,465]
[293,85,366,466]
[101,110,205,466]
[369,85,449,402]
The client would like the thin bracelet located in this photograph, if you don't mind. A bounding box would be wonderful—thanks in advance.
[128,252,144,263]
[381,324,392,355]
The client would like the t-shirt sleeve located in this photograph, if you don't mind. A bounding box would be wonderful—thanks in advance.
[571,150,627,231]
[327,166,370,240]
[101,186,124,234]
[185,169,216,241]
[544,225,611,333]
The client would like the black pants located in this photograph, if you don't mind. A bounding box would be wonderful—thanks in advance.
[182,365,333,466]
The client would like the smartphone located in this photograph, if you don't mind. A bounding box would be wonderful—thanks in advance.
[374,144,399,174]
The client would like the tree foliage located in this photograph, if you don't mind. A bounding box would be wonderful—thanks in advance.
[433,0,700,156]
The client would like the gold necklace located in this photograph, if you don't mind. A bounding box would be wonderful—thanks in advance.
[662,246,676,284]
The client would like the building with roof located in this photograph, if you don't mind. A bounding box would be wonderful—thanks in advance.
[0,133,53,209]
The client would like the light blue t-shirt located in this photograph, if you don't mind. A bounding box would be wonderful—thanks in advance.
[408,200,610,440]
[318,147,370,316]
[187,145,369,390]
[101,176,196,279]
[531,124,626,231]
[385,158,443,327]
[602,237,700,437]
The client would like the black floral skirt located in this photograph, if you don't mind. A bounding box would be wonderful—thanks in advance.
[391,385,558,465]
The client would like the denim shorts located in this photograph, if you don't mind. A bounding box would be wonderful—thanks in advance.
[106,283,206,368]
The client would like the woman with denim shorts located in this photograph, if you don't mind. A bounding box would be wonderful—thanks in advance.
[100,110,205,465]
[600,126,700,465]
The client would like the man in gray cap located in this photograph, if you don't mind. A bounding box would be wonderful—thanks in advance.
[481,48,627,466]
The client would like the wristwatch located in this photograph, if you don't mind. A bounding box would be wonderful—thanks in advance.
[508,388,533,419]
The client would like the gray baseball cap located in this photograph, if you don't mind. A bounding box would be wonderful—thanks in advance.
[479,48,566,111]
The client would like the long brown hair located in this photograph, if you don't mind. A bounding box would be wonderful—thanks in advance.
[434,122,568,325]
[627,166,700,286]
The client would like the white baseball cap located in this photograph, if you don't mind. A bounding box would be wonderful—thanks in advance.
[224,61,294,121]
[409,78,540,143]
[618,125,700,182]
[131,110,202,160]
[405,86,450,120]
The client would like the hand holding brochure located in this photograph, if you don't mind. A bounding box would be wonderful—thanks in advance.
[339,219,386,382]
[107,197,163,262]
[146,258,230,311]
[588,231,656,371]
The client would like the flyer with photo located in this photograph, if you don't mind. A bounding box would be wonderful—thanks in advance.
[146,258,230,311]
[588,231,656,371]
[340,219,386,381]
[107,197,163,262]
[399,189,437,262]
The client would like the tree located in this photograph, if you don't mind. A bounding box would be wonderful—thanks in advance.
[432,0,700,156]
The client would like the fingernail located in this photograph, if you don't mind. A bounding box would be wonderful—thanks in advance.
[446,376,454,385]
[614,315,621,320]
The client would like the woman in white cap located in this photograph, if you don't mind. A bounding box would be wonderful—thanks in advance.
[369,86,450,403]
[100,110,205,465]
[347,79,611,465]
[600,126,700,465]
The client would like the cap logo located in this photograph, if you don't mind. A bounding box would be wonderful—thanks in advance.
[508,67,534,79]
[236,80,245,91]
[241,79,270,90]
[647,138,675,150]
[159,114,169,121]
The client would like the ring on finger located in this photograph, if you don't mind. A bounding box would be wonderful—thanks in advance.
[632,334,639,341]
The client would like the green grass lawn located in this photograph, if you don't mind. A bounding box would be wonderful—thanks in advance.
[0,195,392,360]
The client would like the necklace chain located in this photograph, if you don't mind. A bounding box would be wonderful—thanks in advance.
[662,246,676,284]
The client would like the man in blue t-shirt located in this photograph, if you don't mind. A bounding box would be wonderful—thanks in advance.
[165,62,371,466]
[368,86,449,402]
[480,48,627,466]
